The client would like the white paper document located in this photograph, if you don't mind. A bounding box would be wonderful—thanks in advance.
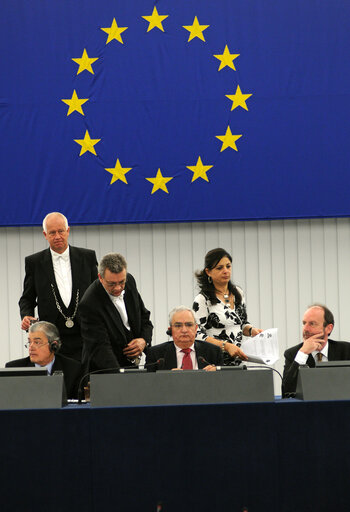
[241,328,279,365]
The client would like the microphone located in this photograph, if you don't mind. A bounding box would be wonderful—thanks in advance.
[128,358,165,372]
[78,358,166,402]
[197,355,211,368]
[154,357,165,370]
[78,366,121,403]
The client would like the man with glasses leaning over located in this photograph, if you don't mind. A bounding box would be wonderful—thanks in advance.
[6,321,81,399]
[79,253,153,373]
[146,306,223,371]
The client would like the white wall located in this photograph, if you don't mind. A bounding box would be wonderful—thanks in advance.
[1,217,350,393]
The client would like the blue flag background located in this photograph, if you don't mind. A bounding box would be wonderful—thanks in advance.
[1,0,350,226]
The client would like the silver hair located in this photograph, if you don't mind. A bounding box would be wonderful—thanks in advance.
[99,253,127,277]
[168,306,196,325]
[42,212,69,232]
[29,321,62,350]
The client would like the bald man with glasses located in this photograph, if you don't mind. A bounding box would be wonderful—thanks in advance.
[145,306,223,371]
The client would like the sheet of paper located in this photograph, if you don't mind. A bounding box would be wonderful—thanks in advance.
[241,328,279,365]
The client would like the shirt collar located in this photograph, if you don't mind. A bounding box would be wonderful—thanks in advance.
[174,343,195,354]
[312,341,329,359]
[50,246,70,262]
[35,356,55,375]
[108,289,125,303]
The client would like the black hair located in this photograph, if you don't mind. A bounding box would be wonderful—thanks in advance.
[195,248,242,306]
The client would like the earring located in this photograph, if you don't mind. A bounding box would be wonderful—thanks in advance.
[208,276,212,284]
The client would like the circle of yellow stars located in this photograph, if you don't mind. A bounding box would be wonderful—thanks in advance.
[61,8,253,194]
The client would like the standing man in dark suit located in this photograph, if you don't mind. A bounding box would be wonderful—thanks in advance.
[6,321,81,399]
[282,303,350,396]
[79,253,153,372]
[19,212,98,361]
[146,306,223,370]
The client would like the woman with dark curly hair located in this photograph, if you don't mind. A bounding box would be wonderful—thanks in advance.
[193,248,262,364]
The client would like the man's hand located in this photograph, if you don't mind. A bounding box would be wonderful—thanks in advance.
[123,338,146,358]
[300,332,325,354]
[21,316,37,331]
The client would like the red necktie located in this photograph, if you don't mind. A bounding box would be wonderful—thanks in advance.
[181,348,193,369]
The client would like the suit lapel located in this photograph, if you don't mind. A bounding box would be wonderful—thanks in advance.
[69,246,80,291]
[97,281,127,341]
[68,246,80,308]
[328,340,336,360]
[42,248,56,285]
[124,284,137,335]
[307,354,316,367]
[164,343,177,369]
[194,342,206,369]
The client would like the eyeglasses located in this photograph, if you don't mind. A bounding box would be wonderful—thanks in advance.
[104,279,126,289]
[25,340,49,349]
[172,322,196,329]
[47,229,67,237]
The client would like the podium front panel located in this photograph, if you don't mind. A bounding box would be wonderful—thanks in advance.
[90,369,274,407]
[296,366,350,401]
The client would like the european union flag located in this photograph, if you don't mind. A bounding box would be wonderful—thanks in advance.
[1,0,350,226]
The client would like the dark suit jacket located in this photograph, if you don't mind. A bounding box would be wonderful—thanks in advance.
[5,353,82,399]
[282,338,350,396]
[19,245,98,358]
[79,274,153,371]
[145,340,224,370]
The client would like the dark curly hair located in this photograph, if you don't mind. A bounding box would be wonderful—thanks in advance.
[195,248,242,306]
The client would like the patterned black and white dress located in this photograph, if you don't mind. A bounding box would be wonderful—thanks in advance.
[193,287,250,364]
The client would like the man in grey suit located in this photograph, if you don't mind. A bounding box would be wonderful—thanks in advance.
[282,303,350,396]
[19,212,98,361]
[146,306,223,371]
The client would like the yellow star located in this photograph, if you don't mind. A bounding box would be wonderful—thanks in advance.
[72,49,98,75]
[216,126,242,152]
[214,45,240,71]
[146,169,173,194]
[186,156,213,183]
[226,85,252,111]
[105,159,132,185]
[183,16,209,42]
[142,6,169,32]
[74,130,101,156]
[61,90,89,116]
[101,18,128,45]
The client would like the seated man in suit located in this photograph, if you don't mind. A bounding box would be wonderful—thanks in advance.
[146,306,223,370]
[79,253,153,373]
[6,321,81,399]
[282,303,350,396]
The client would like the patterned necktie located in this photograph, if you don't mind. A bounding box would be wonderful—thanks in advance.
[317,352,323,362]
[181,348,193,369]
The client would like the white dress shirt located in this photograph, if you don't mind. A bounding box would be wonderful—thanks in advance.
[109,290,130,330]
[295,342,329,365]
[50,246,72,308]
